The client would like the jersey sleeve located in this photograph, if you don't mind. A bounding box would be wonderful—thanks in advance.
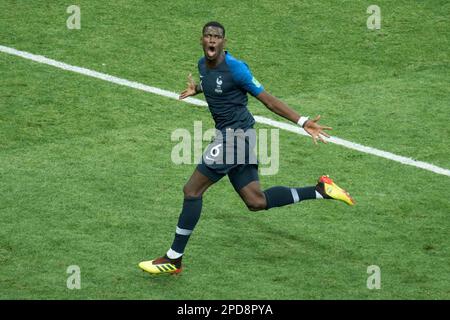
[229,60,264,97]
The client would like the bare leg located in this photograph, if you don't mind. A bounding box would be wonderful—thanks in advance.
[237,181,267,211]
[183,168,216,198]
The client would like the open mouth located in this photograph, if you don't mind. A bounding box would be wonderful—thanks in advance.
[206,46,216,58]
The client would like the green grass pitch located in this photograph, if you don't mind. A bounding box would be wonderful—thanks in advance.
[0,0,449,299]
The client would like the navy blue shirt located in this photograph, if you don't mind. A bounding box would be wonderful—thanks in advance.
[198,52,264,131]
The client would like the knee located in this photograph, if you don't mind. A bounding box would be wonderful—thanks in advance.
[245,195,267,212]
[183,184,203,199]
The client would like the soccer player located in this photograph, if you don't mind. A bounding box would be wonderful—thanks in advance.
[139,21,354,275]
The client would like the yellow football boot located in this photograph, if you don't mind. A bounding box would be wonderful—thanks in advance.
[139,255,182,275]
[317,175,355,206]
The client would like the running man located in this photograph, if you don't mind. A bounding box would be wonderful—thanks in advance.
[139,21,354,275]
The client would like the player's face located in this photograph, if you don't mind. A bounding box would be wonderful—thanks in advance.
[201,26,225,61]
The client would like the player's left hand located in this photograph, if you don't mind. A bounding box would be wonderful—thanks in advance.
[303,115,332,144]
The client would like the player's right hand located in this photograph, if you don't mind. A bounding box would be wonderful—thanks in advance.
[179,73,197,99]
[303,115,332,145]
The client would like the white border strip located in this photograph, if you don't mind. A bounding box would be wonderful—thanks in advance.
[1,44,449,177]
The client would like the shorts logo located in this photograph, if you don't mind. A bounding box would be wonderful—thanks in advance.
[205,143,222,162]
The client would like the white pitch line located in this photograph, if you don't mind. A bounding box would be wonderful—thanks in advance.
[253,116,450,177]
[1,44,449,177]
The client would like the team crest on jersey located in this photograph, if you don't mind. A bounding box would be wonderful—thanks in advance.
[215,76,223,93]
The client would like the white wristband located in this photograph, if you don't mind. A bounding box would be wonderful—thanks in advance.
[297,116,309,128]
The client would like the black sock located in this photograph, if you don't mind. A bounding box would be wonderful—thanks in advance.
[263,186,317,210]
[295,186,318,201]
[170,196,203,255]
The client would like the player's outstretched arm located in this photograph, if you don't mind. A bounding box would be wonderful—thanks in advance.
[256,91,332,144]
[179,73,202,99]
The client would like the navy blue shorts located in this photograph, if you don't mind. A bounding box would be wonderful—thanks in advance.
[197,162,259,191]
[197,129,259,191]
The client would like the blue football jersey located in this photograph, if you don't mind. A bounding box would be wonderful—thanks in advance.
[198,52,264,131]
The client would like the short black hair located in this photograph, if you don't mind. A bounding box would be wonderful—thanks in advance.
[202,21,225,37]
